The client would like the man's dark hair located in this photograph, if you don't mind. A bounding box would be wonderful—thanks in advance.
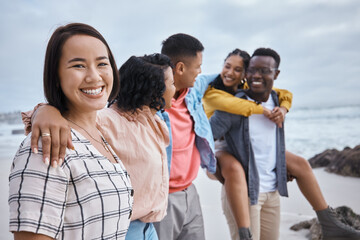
[210,48,250,95]
[252,48,281,68]
[111,53,173,112]
[44,22,120,113]
[161,33,204,65]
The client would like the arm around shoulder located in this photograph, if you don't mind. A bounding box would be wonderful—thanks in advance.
[273,87,293,112]
[203,87,263,117]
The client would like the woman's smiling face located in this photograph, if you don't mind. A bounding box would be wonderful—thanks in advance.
[220,54,245,92]
[58,34,113,114]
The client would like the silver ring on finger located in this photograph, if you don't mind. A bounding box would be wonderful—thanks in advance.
[42,133,51,137]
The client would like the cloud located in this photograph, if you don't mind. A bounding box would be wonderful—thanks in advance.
[0,0,359,112]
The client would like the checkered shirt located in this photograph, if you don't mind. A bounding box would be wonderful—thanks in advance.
[9,129,133,239]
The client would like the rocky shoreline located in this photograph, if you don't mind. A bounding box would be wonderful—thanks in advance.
[308,145,360,178]
[290,145,360,239]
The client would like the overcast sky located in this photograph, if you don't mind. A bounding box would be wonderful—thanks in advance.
[1,0,359,113]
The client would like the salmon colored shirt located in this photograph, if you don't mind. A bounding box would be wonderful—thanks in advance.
[98,106,169,223]
[22,105,170,223]
[166,89,200,193]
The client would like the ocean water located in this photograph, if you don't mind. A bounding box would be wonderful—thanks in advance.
[1,105,359,161]
[284,105,360,159]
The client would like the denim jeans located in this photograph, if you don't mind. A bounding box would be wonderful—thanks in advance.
[125,220,158,240]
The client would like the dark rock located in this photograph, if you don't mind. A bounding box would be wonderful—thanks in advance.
[308,145,360,177]
[308,149,340,168]
[290,206,360,240]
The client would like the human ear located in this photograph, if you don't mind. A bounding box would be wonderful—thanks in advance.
[174,62,185,76]
[274,70,280,80]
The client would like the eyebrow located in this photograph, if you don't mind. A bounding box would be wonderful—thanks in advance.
[67,56,109,63]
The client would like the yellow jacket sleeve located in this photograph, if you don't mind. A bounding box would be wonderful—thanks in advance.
[273,87,292,112]
[202,86,263,119]
[202,84,293,119]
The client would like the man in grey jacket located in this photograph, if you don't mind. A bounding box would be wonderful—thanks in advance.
[210,48,286,240]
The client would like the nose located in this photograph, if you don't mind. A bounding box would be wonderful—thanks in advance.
[252,70,262,78]
[85,65,101,83]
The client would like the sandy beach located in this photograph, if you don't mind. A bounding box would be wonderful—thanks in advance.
[1,156,359,240]
[195,168,360,240]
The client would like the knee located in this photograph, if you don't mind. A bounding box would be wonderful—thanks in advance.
[221,160,245,178]
[297,156,312,172]
[288,154,313,176]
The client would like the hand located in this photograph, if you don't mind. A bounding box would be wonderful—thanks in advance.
[266,106,287,128]
[262,106,272,119]
[31,105,73,167]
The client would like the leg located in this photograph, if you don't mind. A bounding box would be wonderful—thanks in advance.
[249,194,265,240]
[218,151,251,229]
[178,184,205,240]
[259,191,280,240]
[285,151,327,211]
[221,185,240,240]
[153,191,185,240]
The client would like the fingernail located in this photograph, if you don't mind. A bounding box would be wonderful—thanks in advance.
[52,160,58,168]
[44,157,50,166]
[58,158,63,166]
[33,148,38,154]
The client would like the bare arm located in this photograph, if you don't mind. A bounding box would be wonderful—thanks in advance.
[22,104,73,167]
[14,231,53,240]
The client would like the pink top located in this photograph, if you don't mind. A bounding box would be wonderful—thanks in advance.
[97,105,169,222]
[166,89,200,193]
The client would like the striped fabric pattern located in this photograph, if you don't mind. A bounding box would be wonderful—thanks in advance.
[9,129,133,239]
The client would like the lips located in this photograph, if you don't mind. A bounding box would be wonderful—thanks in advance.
[80,87,103,96]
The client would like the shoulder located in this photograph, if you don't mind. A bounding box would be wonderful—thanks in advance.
[234,89,247,98]
[97,106,129,124]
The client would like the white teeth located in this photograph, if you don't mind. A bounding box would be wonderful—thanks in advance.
[81,87,102,95]
[252,81,262,85]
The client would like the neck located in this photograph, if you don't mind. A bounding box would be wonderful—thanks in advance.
[174,88,186,100]
[63,110,97,130]
[246,90,270,103]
